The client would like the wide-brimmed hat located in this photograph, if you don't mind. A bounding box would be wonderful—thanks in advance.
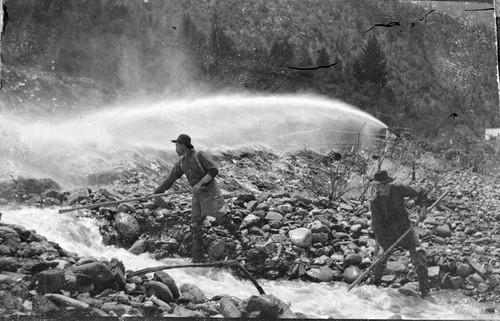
[370,170,395,184]
[171,134,194,149]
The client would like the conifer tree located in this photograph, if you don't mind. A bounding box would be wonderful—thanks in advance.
[352,35,388,87]
[208,13,234,64]
[177,14,206,76]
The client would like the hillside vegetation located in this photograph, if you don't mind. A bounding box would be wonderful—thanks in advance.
[1,0,498,152]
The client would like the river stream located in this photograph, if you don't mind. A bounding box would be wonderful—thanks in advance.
[2,207,496,319]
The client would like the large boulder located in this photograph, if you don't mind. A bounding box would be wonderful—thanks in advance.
[309,220,331,234]
[115,213,141,239]
[66,188,91,205]
[245,295,281,318]
[305,266,337,282]
[0,226,21,241]
[434,224,452,238]
[75,293,104,308]
[0,226,22,250]
[219,297,242,318]
[154,271,180,299]
[208,239,228,261]
[311,232,329,244]
[241,214,260,229]
[44,293,90,310]
[289,228,312,248]
[466,257,487,276]
[235,194,256,207]
[31,295,61,315]
[386,261,407,275]
[343,266,362,283]
[456,263,472,278]
[109,258,126,291]
[72,262,114,292]
[20,241,58,258]
[179,283,207,304]
[265,211,284,221]
[0,257,19,272]
[344,254,363,268]
[245,294,296,319]
[37,269,65,294]
[128,239,148,255]
[145,281,175,303]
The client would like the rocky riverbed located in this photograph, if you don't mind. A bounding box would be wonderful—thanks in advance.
[1,148,500,317]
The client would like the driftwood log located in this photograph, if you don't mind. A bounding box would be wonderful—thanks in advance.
[127,259,266,295]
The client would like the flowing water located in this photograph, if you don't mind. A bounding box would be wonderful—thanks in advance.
[2,207,496,319]
[1,94,497,318]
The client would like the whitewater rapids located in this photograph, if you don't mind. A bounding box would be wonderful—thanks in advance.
[2,207,496,319]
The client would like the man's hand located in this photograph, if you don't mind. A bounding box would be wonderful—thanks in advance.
[193,174,213,193]
[145,192,166,208]
[419,206,427,222]
[193,183,207,193]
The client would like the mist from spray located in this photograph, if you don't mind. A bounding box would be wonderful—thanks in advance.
[0,94,387,186]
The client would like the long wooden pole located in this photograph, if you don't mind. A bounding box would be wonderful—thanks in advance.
[127,259,266,295]
[347,190,448,291]
[58,189,191,213]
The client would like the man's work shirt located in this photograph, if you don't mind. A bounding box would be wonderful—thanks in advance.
[154,149,219,193]
[370,184,426,248]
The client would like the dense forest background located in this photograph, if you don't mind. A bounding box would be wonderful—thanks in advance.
[0,0,499,152]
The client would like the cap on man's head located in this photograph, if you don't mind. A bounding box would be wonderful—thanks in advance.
[172,134,194,149]
[370,170,395,185]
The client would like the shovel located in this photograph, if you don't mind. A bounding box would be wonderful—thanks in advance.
[347,190,448,291]
[58,189,191,213]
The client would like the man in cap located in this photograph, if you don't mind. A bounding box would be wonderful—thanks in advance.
[152,134,236,263]
[368,170,430,297]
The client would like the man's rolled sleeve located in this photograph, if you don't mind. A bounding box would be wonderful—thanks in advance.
[154,162,183,194]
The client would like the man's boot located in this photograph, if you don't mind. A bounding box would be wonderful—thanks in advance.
[368,264,383,286]
[410,248,431,297]
[369,252,388,286]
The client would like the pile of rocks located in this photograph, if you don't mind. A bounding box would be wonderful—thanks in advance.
[0,221,299,318]
[2,148,500,313]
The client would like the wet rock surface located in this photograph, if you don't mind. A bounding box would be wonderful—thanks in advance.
[1,149,500,316]
[0,220,299,318]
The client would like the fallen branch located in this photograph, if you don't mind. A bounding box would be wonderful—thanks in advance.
[127,259,266,295]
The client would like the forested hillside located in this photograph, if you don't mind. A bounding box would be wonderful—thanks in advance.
[1,0,498,150]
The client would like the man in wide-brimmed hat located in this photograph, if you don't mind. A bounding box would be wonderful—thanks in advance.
[152,134,237,263]
[368,170,430,297]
